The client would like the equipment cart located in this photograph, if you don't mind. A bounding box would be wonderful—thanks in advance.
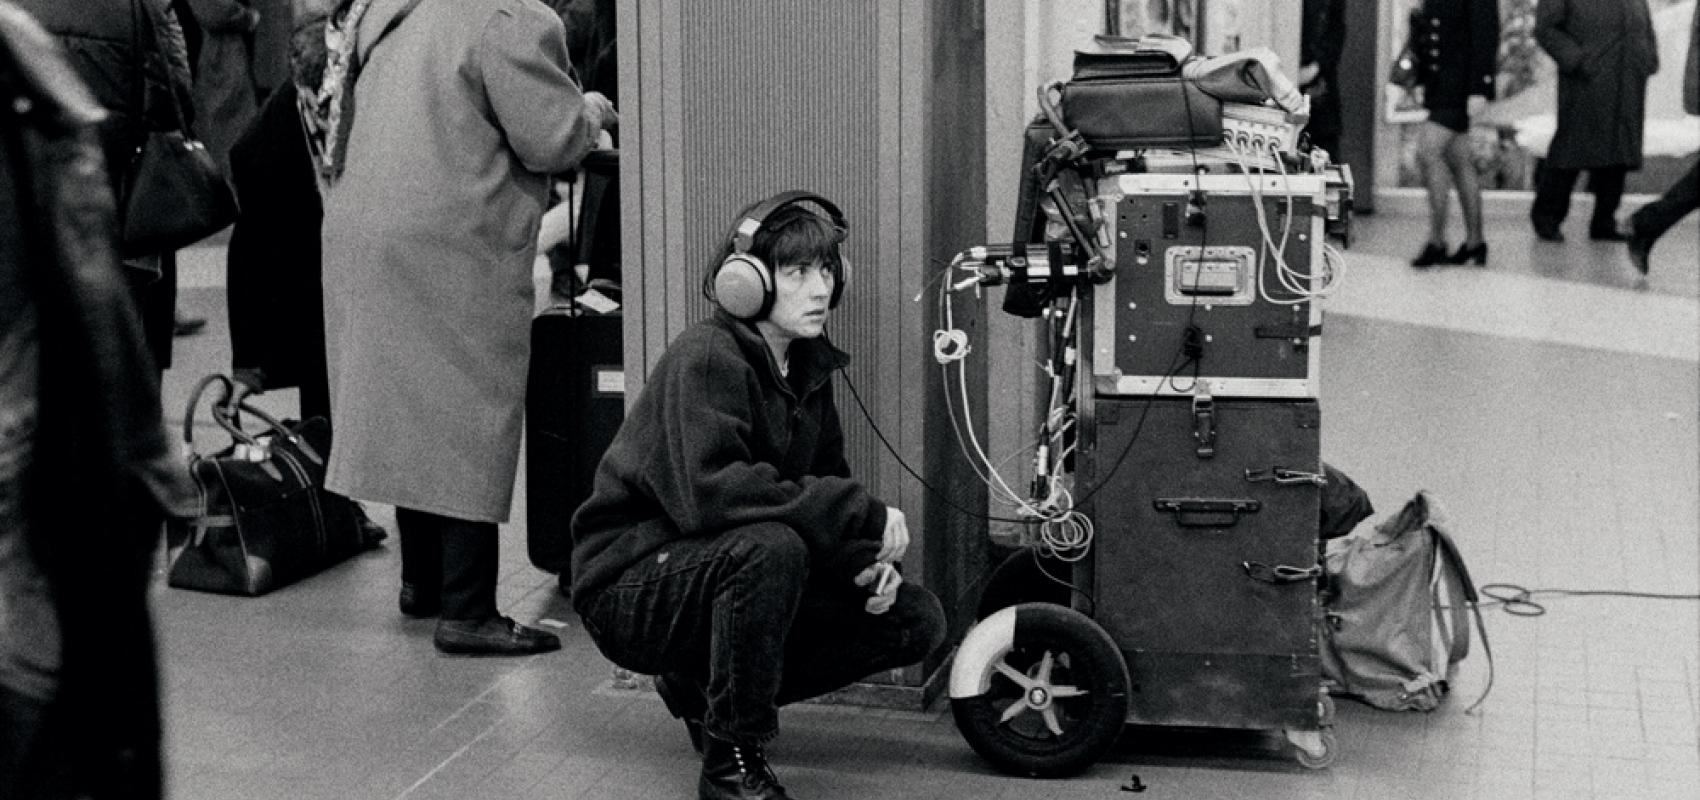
[942,122,1355,776]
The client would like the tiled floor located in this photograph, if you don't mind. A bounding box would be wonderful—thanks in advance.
[158,198,1699,799]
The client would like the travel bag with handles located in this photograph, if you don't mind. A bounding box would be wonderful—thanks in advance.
[1319,490,1493,712]
[165,374,381,596]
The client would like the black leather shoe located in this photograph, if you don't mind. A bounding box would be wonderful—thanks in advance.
[352,504,388,546]
[1411,242,1450,268]
[398,582,440,618]
[1448,242,1487,266]
[433,616,560,656]
[655,674,707,754]
[1627,229,1653,275]
[1532,222,1565,242]
[1590,226,1629,242]
[699,735,790,800]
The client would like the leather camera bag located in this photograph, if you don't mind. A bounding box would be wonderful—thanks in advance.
[165,375,378,596]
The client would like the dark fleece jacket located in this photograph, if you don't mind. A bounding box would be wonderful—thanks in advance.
[570,310,886,604]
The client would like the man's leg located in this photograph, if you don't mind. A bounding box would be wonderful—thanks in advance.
[394,507,442,617]
[1630,161,1700,255]
[773,579,946,707]
[1587,166,1628,238]
[1530,160,1578,240]
[408,510,558,655]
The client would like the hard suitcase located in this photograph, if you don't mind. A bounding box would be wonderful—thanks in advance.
[525,310,624,576]
[1085,396,1323,730]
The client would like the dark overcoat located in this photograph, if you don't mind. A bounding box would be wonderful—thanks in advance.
[1536,0,1659,170]
[1416,0,1500,108]
[226,82,322,391]
[185,0,259,167]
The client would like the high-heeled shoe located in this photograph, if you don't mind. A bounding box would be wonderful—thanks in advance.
[1411,243,1450,268]
[1449,242,1487,266]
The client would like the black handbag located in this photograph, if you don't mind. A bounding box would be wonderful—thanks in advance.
[120,0,237,255]
[1389,11,1423,90]
[164,375,380,596]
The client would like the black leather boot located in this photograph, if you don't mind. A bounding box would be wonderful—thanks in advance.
[699,734,791,800]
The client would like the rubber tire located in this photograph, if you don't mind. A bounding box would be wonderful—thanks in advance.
[951,603,1129,777]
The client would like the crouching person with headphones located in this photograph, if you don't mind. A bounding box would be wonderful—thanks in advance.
[569,192,947,800]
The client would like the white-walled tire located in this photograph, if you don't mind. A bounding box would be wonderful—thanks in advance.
[949,603,1129,777]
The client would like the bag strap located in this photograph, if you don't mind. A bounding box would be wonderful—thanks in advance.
[350,0,429,76]
[1431,525,1494,714]
[133,0,190,134]
[179,374,323,466]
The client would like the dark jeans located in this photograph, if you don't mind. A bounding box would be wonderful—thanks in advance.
[1630,161,1700,244]
[395,508,499,620]
[1531,161,1628,232]
[578,522,947,744]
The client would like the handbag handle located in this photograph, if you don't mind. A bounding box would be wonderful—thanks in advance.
[131,0,192,136]
[178,374,324,467]
[220,400,325,467]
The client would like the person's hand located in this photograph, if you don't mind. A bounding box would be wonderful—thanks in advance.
[877,507,910,563]
[585,91,618,132]
[853,562,901,615]
[1467,94,1488,120]
[229,369,264,409]
[1297,63,1320,87]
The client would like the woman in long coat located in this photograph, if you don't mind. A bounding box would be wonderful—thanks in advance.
[315,0,614,655]
[1530,0,1659,242]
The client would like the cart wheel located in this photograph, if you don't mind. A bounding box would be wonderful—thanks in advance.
[1285,727,1337,770]
[949,603,1129,777]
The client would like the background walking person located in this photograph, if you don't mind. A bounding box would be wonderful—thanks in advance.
[1530,0,1660,243]
[1627,2,1699,277]
[1409,0,1500,268]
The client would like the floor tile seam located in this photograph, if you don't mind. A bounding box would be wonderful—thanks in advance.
[388,713,515,800]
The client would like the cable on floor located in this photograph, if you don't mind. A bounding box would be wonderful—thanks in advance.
[1477,582,1700,617]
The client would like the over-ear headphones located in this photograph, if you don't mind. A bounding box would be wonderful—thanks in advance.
[711,191,850,321]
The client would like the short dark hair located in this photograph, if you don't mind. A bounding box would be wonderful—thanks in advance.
[701,201,845,307]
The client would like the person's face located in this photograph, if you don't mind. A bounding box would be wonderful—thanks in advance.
[764,257,835,341]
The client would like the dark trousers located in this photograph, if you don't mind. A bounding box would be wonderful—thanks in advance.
[1531,161,1628,233]
[577,522,947,744]
[1630,161,1700,244]
[395,508,499,620]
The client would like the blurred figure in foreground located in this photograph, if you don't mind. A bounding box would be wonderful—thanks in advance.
[0,4,194,798]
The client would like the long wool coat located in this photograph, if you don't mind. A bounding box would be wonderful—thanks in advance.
[321,0,601,522]
[1536,0,1660,170]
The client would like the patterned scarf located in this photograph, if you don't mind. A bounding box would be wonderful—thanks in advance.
[295,0,373,191]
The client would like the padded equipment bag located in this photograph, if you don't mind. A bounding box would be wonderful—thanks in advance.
[165,374,379,595]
